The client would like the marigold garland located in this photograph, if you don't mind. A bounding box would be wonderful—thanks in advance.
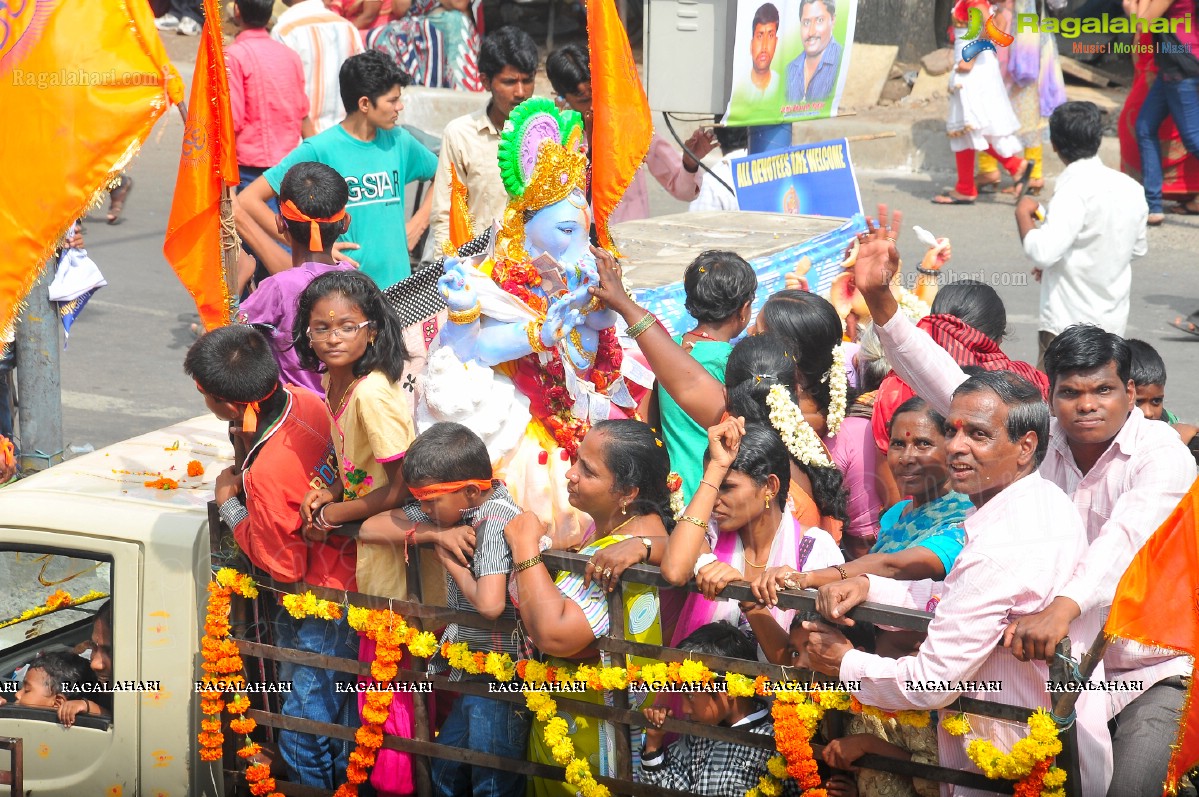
[943,708,1065,796]
[0,589,110,630]
[282,591,343,621]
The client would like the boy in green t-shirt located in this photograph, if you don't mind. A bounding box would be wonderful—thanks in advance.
[237,50,438,289]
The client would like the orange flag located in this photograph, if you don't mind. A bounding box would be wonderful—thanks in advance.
[446,163,474,252]
[0,0,183,335]
[587,0,652,253]
[163,0,239,331]
[1105,476,1199,795]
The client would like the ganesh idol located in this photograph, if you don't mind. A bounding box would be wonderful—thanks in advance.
[419,97,651,544]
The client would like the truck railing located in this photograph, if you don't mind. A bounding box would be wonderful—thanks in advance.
[211,512,1084,797]
[0,736,22,796]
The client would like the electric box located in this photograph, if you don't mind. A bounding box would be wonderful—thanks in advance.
[644,0,737,115]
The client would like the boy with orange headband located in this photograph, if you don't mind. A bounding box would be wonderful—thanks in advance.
[361,421,532,797]
[238,161,355,399]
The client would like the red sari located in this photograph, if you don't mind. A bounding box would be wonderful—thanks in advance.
[1119,31,1199,199]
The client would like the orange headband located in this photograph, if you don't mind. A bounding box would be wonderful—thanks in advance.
[409,479,492,501]
[280,199,346,251]
[198,381,278,435]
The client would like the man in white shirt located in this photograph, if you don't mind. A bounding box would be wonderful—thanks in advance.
[1015,101,1148,369]
[272,0,364,134]
[690,126,748,213]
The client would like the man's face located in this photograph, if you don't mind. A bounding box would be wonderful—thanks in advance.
[1050,363,1134,447]
[558,80,593,126]
[15,666,59,708]
[483,65,535,121]
[751,22,779,75]
[90,617,113,685]
[1133,383,1166,421]
[800,0,834,58]
[363,85,403,130]
[944,390,1034,506]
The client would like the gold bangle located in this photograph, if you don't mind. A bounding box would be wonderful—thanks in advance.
[625,312,657,339]
[678,515,708,531]
[448,303,482,325]
[527,320,550,354]
[569,328,596,365]
[514,554,543,573]
[835,565,849,580]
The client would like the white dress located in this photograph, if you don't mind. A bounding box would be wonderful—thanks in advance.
[946,29,1023,155]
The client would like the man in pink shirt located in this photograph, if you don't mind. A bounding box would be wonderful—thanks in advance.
[840,206,1194,797]
[229,0,313,289]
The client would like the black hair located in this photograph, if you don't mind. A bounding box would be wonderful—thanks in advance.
[1049,101,1103,164]
[683,251,757,325]
[724,335,849,525]
[887,396,946,437]
[677,621,757,661]
[478,26,539,81]
[758,290,845,413]
[930,279,1007,344]
[952,371,1050,467]
[752,2,780,28]
[28,651,96,697]
[1042,324,1131,392]
[339,50,411,114]
[293,271,409,382]
[402,422,493,484]
[589,420,676,532]
[1126,338,1167,387]
[800,0,835,17]
[184,325,281,403]
[713,125,748,153]
[94,600,111,627]
[728,424,792,505]
[235,0,272,28]
[546,43,589,98]
[278,162,350,253]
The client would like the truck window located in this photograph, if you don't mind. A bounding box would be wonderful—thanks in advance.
[0,549,112,717]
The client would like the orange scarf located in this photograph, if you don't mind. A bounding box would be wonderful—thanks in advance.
[280,199,346,251]
[409,479,492,501]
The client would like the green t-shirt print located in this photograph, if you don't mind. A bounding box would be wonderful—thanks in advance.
[266,124,438,287]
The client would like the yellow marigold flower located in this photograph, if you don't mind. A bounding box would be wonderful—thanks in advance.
[409,632,438,659]
[766,755,788,779]
[580,779,610,797]
[599,667,627,690]
[1028,709,1058,742]
[551,739,574,765]
[574,665,597,685]
[524,660,548,684]
[545,717,570,741]
[897,709,930,728]
[677,659,709,683]
[941,713,972,736]
[1043,767,1067,789]
[746,790,760,797]
[758,776,782,797]
[726,673,755,698]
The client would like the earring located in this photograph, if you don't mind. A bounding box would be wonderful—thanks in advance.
[765,493,773,510]
[621,504,628,516]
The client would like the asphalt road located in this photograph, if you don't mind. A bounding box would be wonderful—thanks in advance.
[34,56,1199,450]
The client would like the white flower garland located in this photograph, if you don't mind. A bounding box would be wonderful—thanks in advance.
[894,286,931,324]
[822,345,849,437]
[765,384,834,469]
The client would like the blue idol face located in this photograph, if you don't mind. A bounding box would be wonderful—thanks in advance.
[526,190,591,264]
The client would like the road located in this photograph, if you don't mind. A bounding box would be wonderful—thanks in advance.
[36,51,1199,450]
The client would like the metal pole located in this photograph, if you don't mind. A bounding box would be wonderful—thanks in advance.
[15,259,64,472]
[1048,633,1109,797]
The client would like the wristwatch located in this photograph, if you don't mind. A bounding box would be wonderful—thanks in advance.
[640,537,653,561]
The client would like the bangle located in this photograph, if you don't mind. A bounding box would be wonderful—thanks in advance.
[527,320,551,354]
[835,564,849,580]
[699,479,720,492]
[781,570,803,590]
[916,267,940,277]
[570,328,596,365]
[625,312,657,339]
[678,515,708,531]
[514,554,543,573]
[693,552,718,577]
[314,503,343,531]
[447,302,482,324]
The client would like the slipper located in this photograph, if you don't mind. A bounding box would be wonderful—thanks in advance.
[932,192,976,205]
[107,175,133,225]
[1011,160,1036,201]
[1148,213,1166,227]
[1169,316,1199,336]
[1169,202,1199,216]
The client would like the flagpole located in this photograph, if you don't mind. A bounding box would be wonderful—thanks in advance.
[15,259,64,472]
[1048,633,1109,797]
[220,184,239,316]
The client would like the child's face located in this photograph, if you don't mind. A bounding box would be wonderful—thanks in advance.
[308,296,373,371]
[680,691,727,725]
[15,667,60,708]
[1134,383,1166,421]
[194,384,241,423]
[413,483,482,528]
[788,624,812,669]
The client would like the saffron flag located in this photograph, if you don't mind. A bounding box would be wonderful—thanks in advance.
[587,0,652,253]
[447,163,474,251]
[0,0,182,336]
[163,0,239,330]
[1105,476,1199,795]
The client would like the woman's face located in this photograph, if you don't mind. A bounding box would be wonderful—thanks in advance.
[711,469,773,532]
[887,411,950,500]
[526,191,591,265]
[565,430,624,519]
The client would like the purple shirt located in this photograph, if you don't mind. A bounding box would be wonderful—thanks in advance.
[238,261,354,396]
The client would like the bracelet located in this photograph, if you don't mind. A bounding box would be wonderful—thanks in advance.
[314,503,343,531]
[447,302,482,324]
[514,554,543,573]
[699,479,720,492]
[625,312,657,339]
[835,564,849,580]
[781,570,803,590]
[693,552,718,577]
[527,320,551,354]
[569,328,596,365]
[218,496,249,529]
[678,514,708,531]
[916,267,941,277]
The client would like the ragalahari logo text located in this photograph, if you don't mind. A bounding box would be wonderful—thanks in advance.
[960,7,1015,61]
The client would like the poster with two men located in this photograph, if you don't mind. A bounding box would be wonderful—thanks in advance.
[724,0,858,125]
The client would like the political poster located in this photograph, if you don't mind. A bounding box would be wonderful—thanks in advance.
[723,0,857,126]
[732,139,862,219]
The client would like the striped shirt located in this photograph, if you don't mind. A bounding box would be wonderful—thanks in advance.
[272,0,364,133]
[403,482,529,680]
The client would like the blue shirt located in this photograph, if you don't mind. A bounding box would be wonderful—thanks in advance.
[785,38,843,108]
[872,491,971,576]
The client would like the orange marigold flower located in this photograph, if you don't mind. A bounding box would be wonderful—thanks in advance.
[230,717,256,735]
[187,460,205,477]
[143,476,179,490]
[236,742,263,759]
[45,589,74,610]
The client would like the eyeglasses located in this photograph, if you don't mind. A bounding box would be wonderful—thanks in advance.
[306,320,372,341]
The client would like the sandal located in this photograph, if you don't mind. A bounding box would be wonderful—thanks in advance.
[1168,201,1199,215]
[1010,160,1036,201]
[976,171,1003,193]
[1148,213,1166,226]
[932,190,976,205]
[107,175,133,225]
[1170,315,1199,336]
